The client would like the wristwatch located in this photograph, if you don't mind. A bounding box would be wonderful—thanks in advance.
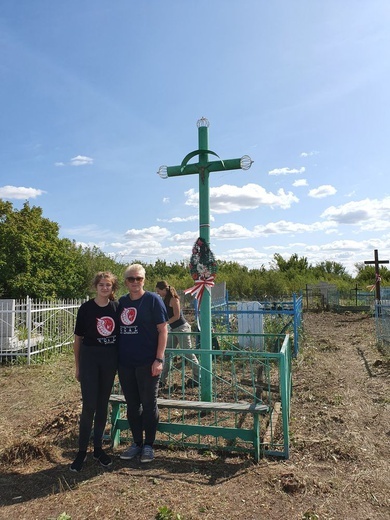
[155,357,164,363]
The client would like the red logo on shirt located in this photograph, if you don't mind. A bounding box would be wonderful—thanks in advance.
[96,317,115,336]
[121,307,137,326]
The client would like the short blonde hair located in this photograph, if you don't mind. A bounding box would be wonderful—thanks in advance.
[124,263,146,280]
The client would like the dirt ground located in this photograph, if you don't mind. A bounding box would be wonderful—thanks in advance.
[0,312,389,520]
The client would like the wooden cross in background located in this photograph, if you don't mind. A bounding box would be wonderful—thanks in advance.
[364,249,389,300]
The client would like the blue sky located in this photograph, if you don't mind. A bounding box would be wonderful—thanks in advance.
[1,1,390,276]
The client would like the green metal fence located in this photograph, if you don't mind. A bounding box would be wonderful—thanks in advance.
[110,331,291,459]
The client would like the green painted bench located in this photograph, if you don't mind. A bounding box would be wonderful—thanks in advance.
[109,394,269,462]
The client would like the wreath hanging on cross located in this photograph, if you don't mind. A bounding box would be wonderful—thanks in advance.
[184,237,218,308]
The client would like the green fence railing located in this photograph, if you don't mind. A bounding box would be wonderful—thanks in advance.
[110,332,291,459]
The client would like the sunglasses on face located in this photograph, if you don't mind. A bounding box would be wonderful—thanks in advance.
[126,276,144,283]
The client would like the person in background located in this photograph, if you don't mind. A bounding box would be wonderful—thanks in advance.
[155,280,200,387]
[118,264,168,463]
[70,271,119,472]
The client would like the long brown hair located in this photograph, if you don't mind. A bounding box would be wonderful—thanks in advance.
[156,280,179,307]
[92,271,119,301]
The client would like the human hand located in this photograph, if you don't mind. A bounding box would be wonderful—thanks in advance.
[151,359,163,377]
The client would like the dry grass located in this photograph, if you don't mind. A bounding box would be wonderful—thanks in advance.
[0,312,389,520]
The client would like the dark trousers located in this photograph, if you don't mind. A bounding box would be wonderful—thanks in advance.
[79,344,117,451]
[118,364,160,447]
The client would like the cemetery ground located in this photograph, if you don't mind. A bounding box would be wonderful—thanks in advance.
[0,312,389,520]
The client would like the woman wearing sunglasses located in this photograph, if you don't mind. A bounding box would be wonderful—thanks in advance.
[117,264,168,463]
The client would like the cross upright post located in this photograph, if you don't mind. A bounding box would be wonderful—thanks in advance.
[158,117,253,400]
[364,249,389,301]
[352,283,361,307]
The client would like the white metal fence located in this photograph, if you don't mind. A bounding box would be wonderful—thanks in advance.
[0,297,84,364]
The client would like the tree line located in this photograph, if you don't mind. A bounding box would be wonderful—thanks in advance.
[1,200,388,300]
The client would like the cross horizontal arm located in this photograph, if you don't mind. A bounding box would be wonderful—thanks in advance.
[166,158,242,178]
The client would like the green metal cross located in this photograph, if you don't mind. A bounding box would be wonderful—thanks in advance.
[158,117,253,400]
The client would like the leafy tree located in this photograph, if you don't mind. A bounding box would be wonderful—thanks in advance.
[0,201,64,297]
[250,268,289,300]
[2,199,379,302]
[272,253,310,274]
[354,263,390,287]
[312,261,350,278]
[218,260,249,275]
[0,200,124,299]
[146,259,189,290]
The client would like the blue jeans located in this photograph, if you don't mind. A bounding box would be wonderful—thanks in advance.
[118,364,160,446]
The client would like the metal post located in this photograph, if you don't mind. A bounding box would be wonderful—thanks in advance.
[27,296,31,365]
[197,122,213,399]
[158,118,253,401]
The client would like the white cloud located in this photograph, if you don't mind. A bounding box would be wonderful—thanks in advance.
[360,220,390,232]
[185,184,299,213]
[252,220,337,236]
[62,224,117,240]
[55,162,65,167]
[268,167,305,175]
[0,185,46,199]
[109,240,193,263]
[293,179,308,187]
[70,155,93,166]
[212,223,253,240]
[157,215,199,223]
[321,197,390,227]
[306,239,366,252]
[163,197,170,204]
[300,151,319,157]
[124,225,171,241]
[74,240,107,251]
[221,247,269,265]
[308,185,337,198]
[169,230,198,243]
[170,219,337,243]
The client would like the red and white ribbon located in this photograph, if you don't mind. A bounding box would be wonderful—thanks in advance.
[184,275,216,308]
[367,272,382,292]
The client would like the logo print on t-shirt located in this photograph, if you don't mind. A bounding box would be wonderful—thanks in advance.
[121,307,137,326]
[96,316,115,336]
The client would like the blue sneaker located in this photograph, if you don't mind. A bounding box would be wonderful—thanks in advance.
[120,443,142,460]
[140,445,154,463]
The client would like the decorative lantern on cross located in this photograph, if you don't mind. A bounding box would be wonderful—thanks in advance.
[157,117,253,400]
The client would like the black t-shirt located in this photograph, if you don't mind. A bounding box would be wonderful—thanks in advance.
[74,299,118,346]
[165,300,186,329]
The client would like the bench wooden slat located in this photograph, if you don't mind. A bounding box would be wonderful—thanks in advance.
[109,394,268,414]
[109,393,271,461]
